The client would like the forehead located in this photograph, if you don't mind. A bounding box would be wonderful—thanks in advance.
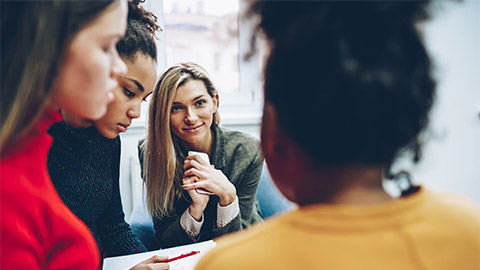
[175,79,209,100]
[124,54,157,93]
[77,0,127,41]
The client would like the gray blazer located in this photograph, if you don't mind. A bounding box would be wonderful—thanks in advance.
[138,123,263,248]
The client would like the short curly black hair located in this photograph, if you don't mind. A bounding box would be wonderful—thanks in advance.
[250,1,436,171]
[116,0,161,62]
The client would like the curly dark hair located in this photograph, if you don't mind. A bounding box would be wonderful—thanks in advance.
[116,0,161,62]
[249,1,436,193]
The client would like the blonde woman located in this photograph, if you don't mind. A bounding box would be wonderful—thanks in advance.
[139,62,263,248]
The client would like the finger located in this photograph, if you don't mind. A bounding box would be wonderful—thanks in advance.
[183,183,211,192]
[183,157,193,170]
[186,154,209,165]
[182,183,196,190]
[184,180,212,192]
[183,167,208,179]
[196,188,214,195]
[183,158,203,171]
[182,176,198,185]
[140,255,169,264]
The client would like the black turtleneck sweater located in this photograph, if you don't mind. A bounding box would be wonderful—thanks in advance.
[47,121,147,258]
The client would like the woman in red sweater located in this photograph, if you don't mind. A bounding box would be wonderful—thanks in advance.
[0,1,167,269]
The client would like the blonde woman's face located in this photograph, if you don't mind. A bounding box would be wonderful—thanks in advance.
[53,0,128,120]
[170,79,218,149]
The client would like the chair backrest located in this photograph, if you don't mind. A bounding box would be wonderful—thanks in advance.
[128,195,159,250]
[256,163,295,219]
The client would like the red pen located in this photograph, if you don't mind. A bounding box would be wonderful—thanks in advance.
[164,250,200,263]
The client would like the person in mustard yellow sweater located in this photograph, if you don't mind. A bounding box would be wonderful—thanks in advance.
[195,1,480,270]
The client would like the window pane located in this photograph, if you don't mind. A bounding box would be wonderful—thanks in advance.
[163,0,239,94]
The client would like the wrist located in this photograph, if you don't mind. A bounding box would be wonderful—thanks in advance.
[219,187,236,206]
[189,204,206,221]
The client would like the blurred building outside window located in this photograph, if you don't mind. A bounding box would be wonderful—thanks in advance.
[136,0,265,127]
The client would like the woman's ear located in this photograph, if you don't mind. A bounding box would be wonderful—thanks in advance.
[261,102,296,201]
[261,102,284,163]
[212,93,219,113]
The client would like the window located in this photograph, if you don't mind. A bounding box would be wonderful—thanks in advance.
[137,0,264,126]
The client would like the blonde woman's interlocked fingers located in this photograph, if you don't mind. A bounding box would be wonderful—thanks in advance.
[182,155,236,206]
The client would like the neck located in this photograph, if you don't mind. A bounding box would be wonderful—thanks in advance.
[61,110,94,129]
[181,129,214,156]
[293,165,393,206]
[329,184,393,205]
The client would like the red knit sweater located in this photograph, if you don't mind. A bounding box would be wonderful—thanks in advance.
[1,109,100,269]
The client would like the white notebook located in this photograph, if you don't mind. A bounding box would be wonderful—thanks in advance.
[103,240,216,270]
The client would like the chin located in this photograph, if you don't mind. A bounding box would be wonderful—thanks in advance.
[88,106,108,121]
[183,137,201,145]
[108,132,120,139]
[99,129,119,139]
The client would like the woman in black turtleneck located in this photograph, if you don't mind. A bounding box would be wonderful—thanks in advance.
[47,0,159,259]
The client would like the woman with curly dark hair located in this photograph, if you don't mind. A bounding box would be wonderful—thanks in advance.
[46,1,167,268]
[195,1,480,269]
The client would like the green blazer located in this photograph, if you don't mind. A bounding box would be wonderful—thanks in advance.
[138,123,263,248]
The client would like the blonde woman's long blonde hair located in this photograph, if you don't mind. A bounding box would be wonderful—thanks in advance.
[143,62,220,219]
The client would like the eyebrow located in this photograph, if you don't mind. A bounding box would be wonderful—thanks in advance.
[125,78,144,92]
[173,95,205,105]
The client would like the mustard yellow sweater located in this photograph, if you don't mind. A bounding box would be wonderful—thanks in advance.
[196,188,480,270]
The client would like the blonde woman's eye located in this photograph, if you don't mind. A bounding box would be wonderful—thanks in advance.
[171,106,182,112]
[195,100,206,106]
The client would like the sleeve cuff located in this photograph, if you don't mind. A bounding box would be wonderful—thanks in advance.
[180,209,203,237]
[217,196,240,228]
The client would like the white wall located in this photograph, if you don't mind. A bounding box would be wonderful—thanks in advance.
[407,0,480,204]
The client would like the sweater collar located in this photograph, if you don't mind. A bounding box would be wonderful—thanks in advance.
[36,108,63,134]
[285,187,429,231]
[3,108,62,160]
[48,120,101,152]
[210,123,225,169]
[49,121,100,141]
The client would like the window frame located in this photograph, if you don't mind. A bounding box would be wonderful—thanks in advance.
[132,0,263,128]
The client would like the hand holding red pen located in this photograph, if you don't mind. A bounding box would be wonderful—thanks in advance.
[165,250,200,263]
[129,255,170,270]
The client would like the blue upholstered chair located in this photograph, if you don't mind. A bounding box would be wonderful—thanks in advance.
[255,164,295,218]
[128,163,295,250]
[128,195,159,250]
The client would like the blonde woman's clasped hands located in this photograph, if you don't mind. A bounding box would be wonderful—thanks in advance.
[182,155,236,207]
